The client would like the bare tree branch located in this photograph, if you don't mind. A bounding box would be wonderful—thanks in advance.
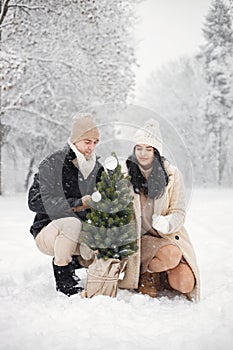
[27,56,86,79]
[4,106,69,128]
[27,56,73,69]
[0,19,14,28]
[25,79,50,94]
[8,4,45,11]
[0,0,10,26]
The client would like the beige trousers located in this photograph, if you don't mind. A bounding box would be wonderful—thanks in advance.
[35,217,84,266]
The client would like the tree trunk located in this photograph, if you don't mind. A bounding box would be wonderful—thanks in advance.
[216,125,224,186]
[0,0,10,195]
[24,157,35,190]
[0,0,2,195]
[0,119,2,196]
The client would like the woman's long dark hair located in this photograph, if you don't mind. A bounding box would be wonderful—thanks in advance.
[126,147,168,199]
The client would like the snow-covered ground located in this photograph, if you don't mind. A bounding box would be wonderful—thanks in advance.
[1,188,233,350]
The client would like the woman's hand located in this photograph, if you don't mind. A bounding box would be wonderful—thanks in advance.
[152,215,169,234]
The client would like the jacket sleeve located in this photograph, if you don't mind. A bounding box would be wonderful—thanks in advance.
[28,159,81,216]
[28,172,46,213]
[164,167,186,233]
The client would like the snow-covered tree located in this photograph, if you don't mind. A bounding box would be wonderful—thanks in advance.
[198,0,233,185]
[137,0,233,187]
[0,0,139,193]
[138,56,207,185]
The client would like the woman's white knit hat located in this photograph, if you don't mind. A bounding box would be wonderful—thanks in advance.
[134,118,163,154]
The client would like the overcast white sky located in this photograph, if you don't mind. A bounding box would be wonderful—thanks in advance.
[134,0,212,87]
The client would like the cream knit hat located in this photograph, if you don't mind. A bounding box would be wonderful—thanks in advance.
[133,118,163,154]
[70,113,100,143]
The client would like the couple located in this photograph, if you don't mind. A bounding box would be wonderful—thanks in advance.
[28,113,200,301]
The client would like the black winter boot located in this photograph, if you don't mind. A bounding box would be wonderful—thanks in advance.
[52,260,83,297]
[70,255,84,283]
[71,255,83,270]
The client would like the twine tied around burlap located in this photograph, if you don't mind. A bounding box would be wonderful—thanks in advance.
[83,256,127,298]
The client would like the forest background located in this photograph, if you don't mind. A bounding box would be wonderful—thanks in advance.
[0,0,233,195]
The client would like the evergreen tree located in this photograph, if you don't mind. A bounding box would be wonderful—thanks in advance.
[82,153,137,260]
[199,0,233,185]
[140,57,207,186]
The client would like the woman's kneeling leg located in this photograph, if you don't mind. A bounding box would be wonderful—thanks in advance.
[167,262,195,293]
[148,244,182,272]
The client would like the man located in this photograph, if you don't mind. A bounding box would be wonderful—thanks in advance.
[28,113,103,296]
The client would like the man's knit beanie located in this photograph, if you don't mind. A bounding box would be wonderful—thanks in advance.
[70,113,100,143]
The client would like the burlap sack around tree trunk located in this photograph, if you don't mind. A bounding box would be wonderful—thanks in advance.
[85,256,127,298]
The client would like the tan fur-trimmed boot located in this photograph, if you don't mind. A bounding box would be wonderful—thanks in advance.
[137,271,160,298]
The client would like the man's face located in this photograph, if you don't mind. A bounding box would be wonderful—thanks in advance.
[74,138,99,159]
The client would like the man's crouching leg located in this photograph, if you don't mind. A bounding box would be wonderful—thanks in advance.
[36,217,84,296]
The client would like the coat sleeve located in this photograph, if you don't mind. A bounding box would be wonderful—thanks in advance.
[164,167,186,233]
[28,159,81,216]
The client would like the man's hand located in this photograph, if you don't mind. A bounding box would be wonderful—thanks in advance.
[72,195,92,212]
[81,195,92,208]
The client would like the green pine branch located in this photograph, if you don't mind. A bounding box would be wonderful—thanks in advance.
[82,153,137,260]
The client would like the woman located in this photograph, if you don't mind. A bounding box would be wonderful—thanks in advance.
[118,119,200,301]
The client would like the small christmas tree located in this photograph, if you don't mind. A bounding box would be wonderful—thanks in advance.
[82,153,137,260]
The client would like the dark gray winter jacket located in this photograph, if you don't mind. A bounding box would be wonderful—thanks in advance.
[28,144,103,238]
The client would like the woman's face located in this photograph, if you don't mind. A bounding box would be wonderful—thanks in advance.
[135,144,154,168]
